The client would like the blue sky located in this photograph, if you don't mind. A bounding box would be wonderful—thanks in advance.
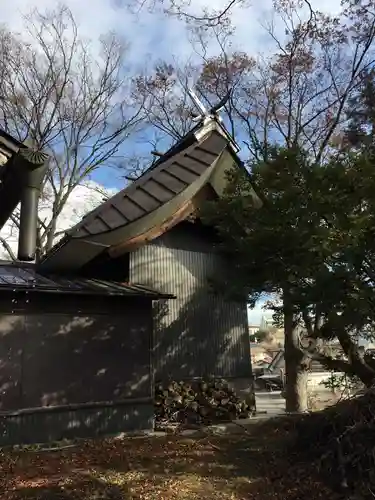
[248,298,273,326]
[0,0,343,323]
[1,0,342,192]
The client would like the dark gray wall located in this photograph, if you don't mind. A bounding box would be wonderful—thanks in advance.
[130,222,251,381]
[0,403,154,447]
[0,295,154,445]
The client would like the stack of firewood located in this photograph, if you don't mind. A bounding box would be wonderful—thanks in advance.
[154,378,255,427]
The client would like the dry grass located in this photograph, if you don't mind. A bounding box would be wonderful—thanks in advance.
[0,422,341,500]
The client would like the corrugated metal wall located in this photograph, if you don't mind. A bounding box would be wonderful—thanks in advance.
[130,224,251,381]
[0,403,154,447]
[0,297,154,446]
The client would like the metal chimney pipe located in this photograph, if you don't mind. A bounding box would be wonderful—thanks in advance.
[17,149,48,262]
[18,185,40,261]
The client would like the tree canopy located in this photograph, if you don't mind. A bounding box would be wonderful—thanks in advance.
[202,134,375,409]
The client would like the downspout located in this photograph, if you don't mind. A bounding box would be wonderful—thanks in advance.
[17,149,49,262]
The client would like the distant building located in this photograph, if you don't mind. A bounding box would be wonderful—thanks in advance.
[260,315,274,330]
[249,324,260,337]
[259,315,284,346]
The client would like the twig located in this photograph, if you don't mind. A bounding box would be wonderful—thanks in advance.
[0,237,16,261]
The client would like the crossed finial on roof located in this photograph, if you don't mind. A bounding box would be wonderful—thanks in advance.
[187,88,231,123]
[150,87,234,161]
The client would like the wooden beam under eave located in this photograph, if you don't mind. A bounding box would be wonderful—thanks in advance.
[108,186,212,258]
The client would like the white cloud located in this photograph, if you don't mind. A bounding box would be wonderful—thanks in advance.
[0,0,194,70]
[239,1,342,56]
[0,0,344,69]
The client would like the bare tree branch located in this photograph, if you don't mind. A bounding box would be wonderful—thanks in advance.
[126,0,317,28]
[127,0,246,27]
[0,5,144,257]
[131,59,199,145]
[0,237,16,261]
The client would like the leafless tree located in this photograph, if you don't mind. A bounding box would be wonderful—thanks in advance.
[132,60,200,143]
[250,0,375,163]
[0,5,145,259]
[136,0,375,165]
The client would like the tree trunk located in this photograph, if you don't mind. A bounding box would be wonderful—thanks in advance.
[284,356,309,412]
[283,288,309,413]
[45,212,58,253]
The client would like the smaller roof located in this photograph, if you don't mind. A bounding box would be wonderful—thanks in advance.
[0,263,173,299]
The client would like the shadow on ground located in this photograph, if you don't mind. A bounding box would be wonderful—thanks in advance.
[8,477,128,500]
[0,420,341,500]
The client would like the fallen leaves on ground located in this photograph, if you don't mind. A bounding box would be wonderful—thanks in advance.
[0,425,341,500]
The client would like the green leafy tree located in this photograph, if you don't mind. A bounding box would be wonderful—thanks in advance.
[204,147,375,412]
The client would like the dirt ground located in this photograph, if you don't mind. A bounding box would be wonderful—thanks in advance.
[0,423,341,500]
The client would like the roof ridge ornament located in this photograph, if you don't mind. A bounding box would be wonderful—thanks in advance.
[187,87,230,124]
[187,87,240,153]
[187,88,210,121]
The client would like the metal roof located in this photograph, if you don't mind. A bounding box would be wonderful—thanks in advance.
[68,130,227,238]
[39,127,230,268]
[0,264,173,299]
[38,116,263,275]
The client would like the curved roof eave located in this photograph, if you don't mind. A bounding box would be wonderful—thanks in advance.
[39,118,260,273]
